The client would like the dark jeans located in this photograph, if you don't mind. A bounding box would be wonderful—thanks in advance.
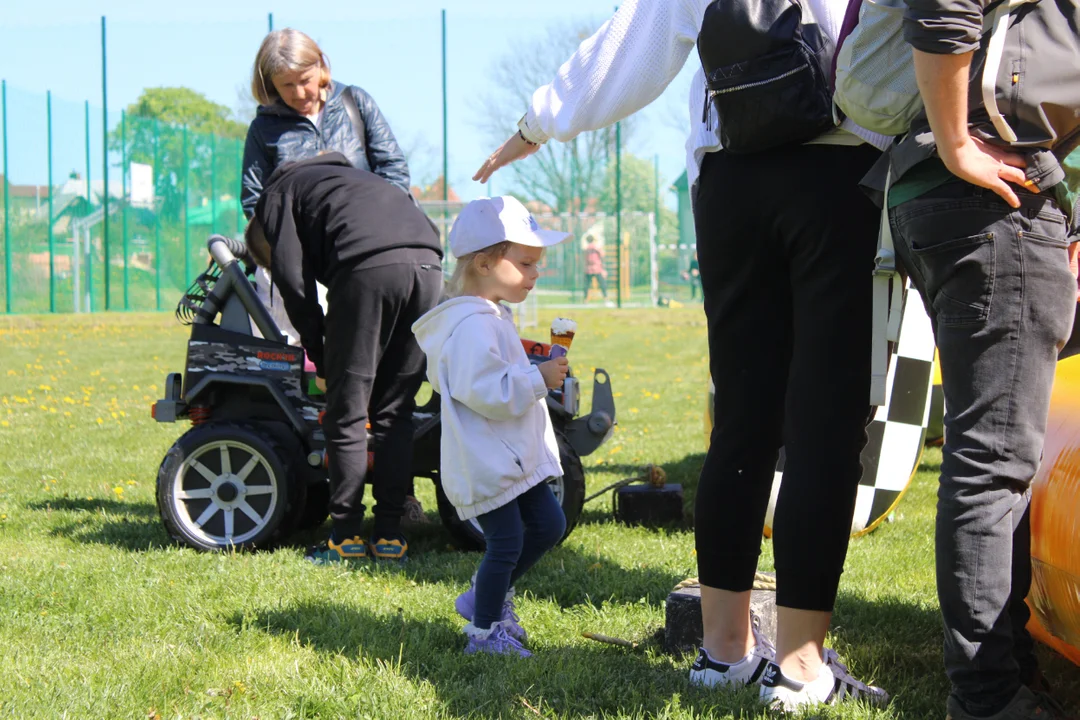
[890,180,1076,715]
[586,273,608,297]
[692,143,881,611]
[322,249,442,540]
[473,482,565,630]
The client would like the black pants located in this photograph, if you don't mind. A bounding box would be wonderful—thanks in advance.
[585,273,608,297]
[693,144,880,611]
[322,248,442,539]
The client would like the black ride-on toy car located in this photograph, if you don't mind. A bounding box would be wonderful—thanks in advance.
[151,235,617,552]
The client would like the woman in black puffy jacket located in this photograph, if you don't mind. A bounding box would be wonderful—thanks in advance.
[241,28,412,219]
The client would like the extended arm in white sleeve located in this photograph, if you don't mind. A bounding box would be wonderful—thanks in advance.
[522,0,703,143]
[444,322,548,422]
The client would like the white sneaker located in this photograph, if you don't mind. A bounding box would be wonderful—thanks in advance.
[759,649,889,710]
[689,620,776,689]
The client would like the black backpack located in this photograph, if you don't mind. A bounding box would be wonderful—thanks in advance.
[697,0,836,154]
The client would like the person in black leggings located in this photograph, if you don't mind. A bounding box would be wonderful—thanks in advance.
[471,0,890,707]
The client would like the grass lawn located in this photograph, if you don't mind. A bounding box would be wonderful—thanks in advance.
[1,308,1077,719]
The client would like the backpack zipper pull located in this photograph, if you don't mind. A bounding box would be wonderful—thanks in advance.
[702,83,713,131]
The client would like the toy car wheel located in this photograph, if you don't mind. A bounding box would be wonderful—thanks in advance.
[156,423,294,551]
[435,430,586,551]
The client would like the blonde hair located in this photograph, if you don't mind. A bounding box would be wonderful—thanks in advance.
[447,242,513,297]
[244,217,272,268]
[251,29,332,106]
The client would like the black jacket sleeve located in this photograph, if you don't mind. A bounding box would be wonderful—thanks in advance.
[241,122,272,220]
[351,86,412,194]
[262,192,326,374]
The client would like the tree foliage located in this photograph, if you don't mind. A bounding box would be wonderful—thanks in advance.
[112,87,247,223]
[479,19,633,212]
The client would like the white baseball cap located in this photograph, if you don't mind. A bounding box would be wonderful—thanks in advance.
[448,196,571,257]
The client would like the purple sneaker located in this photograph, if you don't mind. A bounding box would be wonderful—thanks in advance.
[464,622,531,657]
[455,584,527,641]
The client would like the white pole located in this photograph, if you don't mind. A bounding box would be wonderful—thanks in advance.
[84,226,92,312]
[648,212,658,308]
[72,227,80,313]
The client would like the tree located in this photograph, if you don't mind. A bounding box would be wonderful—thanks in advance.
[112,88,248,225]
[598,152,678,243]
[124,87,248,140]
[478,19,633,212]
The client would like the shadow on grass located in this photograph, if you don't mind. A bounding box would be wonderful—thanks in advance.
[830,592,1080,716]
[236,600,764,719]
[25,497,170,551]
[386,542,686,611]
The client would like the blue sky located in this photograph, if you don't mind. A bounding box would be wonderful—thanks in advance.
[0,0,698,204]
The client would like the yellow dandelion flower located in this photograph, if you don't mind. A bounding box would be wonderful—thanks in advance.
[5,370,15,376]
[0,421,8,428]
[112,486,124,496]
[126,480,136,486]
[63,411,70,417]
[630,408,639,413]
[110,412,118,419]
[96,418,103,425]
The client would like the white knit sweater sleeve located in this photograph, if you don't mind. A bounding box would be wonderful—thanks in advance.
[522,0,706,143]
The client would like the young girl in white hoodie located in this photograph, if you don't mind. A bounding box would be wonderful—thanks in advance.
[412,196,571,657]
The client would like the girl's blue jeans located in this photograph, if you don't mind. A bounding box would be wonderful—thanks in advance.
[472,481,566,630]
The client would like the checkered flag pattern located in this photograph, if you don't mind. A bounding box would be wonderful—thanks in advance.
[764,282,936,537]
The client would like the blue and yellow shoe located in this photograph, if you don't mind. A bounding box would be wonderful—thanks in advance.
[369,534,408,562]
[305,536,368,564]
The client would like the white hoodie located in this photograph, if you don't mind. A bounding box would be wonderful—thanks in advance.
[412,296,563,521]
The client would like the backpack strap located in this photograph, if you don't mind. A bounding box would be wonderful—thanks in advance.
[341,88,366,142]
[982,0,1039,143]
[871,165,903,406]
[341,88,376,172]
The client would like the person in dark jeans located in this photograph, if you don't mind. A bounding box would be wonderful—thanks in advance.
[245,152,443,563]
[882,0,1080,714]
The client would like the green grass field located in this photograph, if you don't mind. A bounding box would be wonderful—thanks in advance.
[1,309,1077,719]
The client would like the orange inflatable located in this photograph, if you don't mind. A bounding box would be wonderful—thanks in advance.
[1028,353,1080,665]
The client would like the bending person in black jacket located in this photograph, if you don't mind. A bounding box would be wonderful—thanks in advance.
[241,28,411,220]
[245,153,443,563]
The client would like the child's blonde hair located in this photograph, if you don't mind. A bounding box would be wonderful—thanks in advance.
[447,242,513,297]
[244,217,272,269]
[251,29,332,106]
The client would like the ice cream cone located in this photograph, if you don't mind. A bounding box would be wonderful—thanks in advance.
[550,317,577,358]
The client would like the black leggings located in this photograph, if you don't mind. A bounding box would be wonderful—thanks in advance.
[693,143,880,612]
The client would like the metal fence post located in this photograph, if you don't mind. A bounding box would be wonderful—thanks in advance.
[121,109,129,310]
[182,125,190,285]
[2,80,10,313]
[101,15,110,310]
[85,100,93,311]
[153,119,162,311]
[47,90,55,312]
[615,121,622,309]
[210,132,217,234]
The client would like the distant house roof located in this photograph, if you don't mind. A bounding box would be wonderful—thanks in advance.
[411,176,461,203]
